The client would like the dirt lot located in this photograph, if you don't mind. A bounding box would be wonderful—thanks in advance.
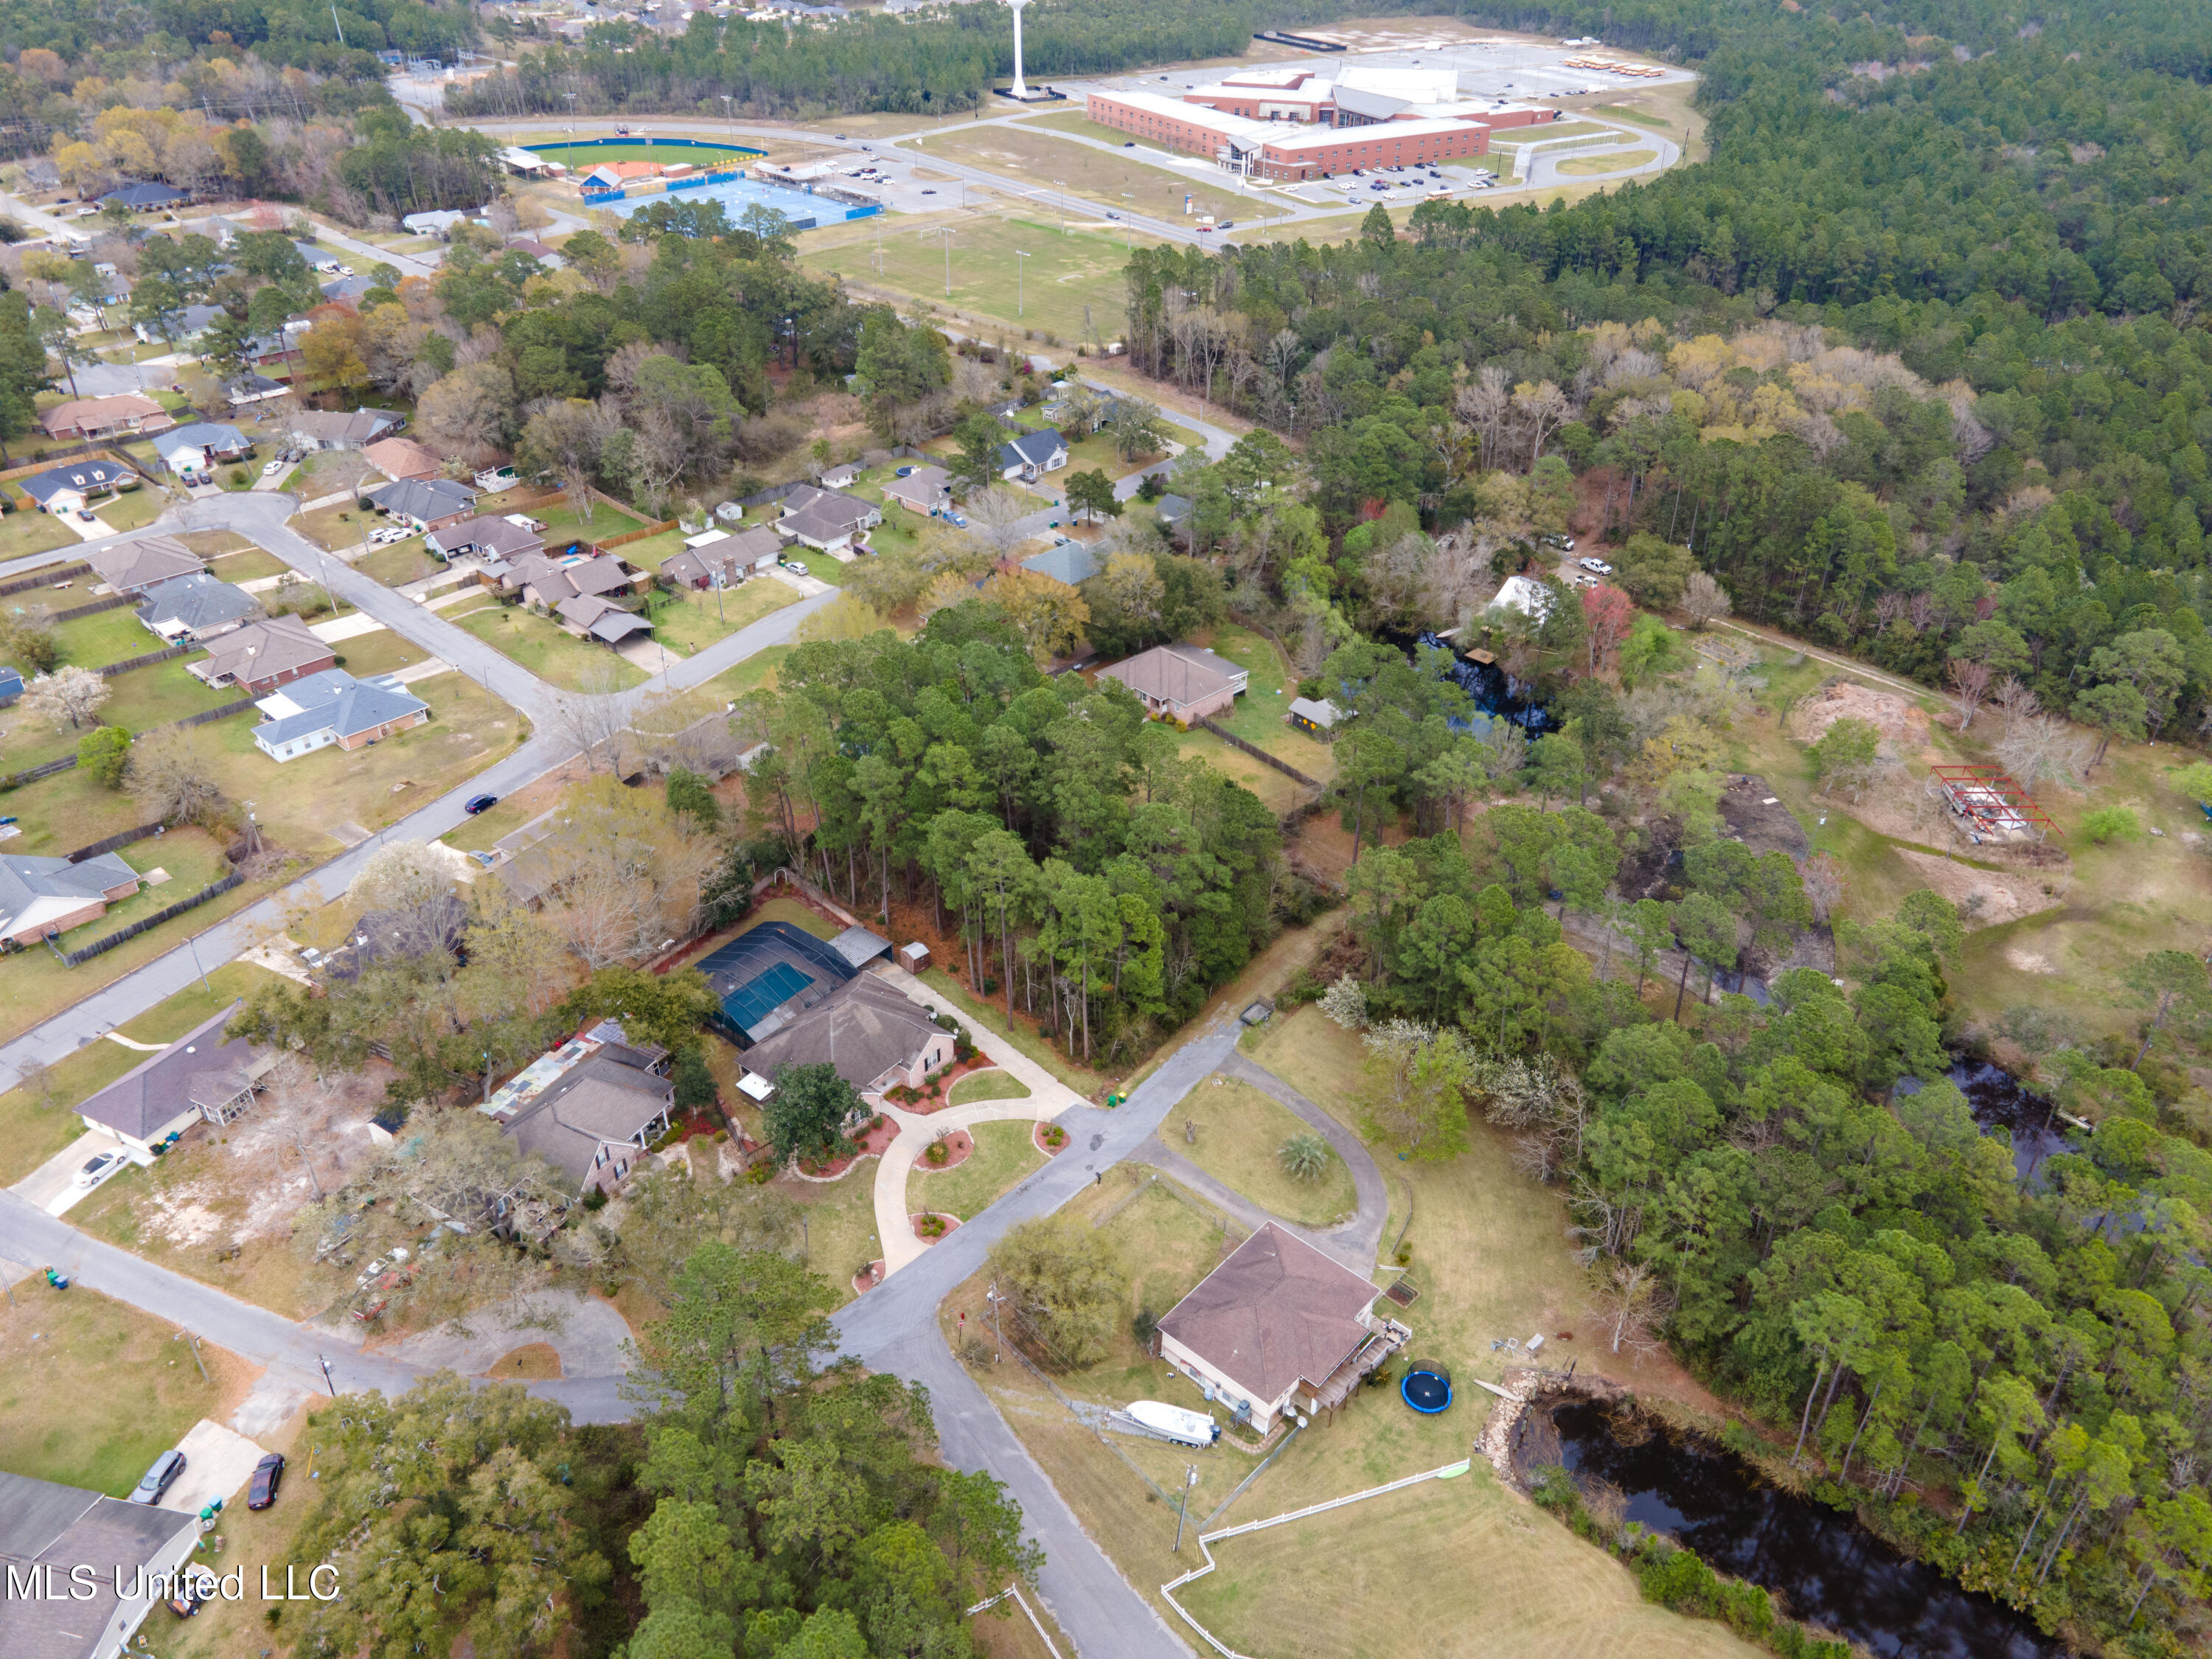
[1717,773,1809,860]
[1891,846,2067,930]
[1786,679,1933,754]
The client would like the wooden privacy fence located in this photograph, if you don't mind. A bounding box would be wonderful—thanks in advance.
[59,872,244,967]
[66,821,167,863]
[100,642,190,678]
[1195,716,1321,787]
[0,562,90,597]
[0,698,255,791]
[53,591,135,622]
[592,517,678,552]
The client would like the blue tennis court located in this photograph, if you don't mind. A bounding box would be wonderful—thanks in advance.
[724,961,815,1030]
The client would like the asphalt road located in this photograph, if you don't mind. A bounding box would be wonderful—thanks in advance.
[0,488,835,1091]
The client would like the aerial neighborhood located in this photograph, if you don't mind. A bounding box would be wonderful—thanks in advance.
[1,7,2209,1659]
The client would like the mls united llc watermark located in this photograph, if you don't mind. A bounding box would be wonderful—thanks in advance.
[5,1563,341,1601]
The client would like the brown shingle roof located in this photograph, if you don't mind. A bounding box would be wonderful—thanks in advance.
[87,534,204,594]
[1098,642,1237,707]
[501,1054,672,1183]
[741,975,944,1093]
[1156,1223,1378,1405]
[364,436,443,480]
[74,1004,261,1142]
[195,613,335,686]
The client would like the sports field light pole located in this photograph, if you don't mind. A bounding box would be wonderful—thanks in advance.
[1014,248,1029,317]
[932,226,955,297]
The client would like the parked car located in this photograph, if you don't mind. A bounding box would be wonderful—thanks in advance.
[75,1150,123,1187]
[74,507,96,521]
[129,1449,186,1506]
[355,1246,409,1288]
[464,793,499,815]
[246,1453,285,1510]
[1578,557,1614,574]
[338,265,354,277]
[262,460,284,477]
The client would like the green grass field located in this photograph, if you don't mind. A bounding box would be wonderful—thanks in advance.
[451,603,648,692]
[1196,625,1336,780]
[49,605,162,670]
[919,125,1292,232]
[203,543,291,582]
[947,1068,1032,1106]
[92,485,167,532]
[527,141,760,171]
[801,211,1140,344]
[356,536,437,587]
[1558,148,1660,175]
[332,627,430,678]
[909,1119,1045,1220]
[1166,1074,1354,1231]
[3,656,240,770]
[706,643,790,700]
[643,576,797,655]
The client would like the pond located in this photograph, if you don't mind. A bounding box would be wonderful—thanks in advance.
[1947,1056,2076,1189]
[1377,626,1557,734]
[1527,1399,2065,1658]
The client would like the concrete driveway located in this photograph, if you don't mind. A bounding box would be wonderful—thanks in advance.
[10,1129,142,1218]
[159,1418,272,1518]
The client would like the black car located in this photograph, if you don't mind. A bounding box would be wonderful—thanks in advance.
[129,1448,185,1506]
[246,1452,285,1510]
[463,793,499,815]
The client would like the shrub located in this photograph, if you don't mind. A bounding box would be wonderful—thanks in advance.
[2080,805,2141,844]
[925,1141,948,1166]
[1279,1131,1332,1183]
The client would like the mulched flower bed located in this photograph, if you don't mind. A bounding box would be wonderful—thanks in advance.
[914,1130,973,1172]
[1032,1121,1069,1156]
[882,1054,993,1116]
[910,1211,961,1245]
[853,1259,886,1295]
[790,1113,899,1180]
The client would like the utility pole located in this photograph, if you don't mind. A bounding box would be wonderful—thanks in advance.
[1015,249,1029,318]
[987,1279,1004,1362]
[185,933,212,994]
[175,1329,209,1385]
[1172,1464,1199,1552]
[318,1354,336,1397]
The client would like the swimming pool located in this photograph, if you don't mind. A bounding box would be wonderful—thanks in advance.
[598,173,877,232]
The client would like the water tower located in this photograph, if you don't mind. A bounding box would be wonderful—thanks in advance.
[1006,0,1032,99]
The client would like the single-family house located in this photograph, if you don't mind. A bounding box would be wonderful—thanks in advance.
[98,180,189,211]
[498,1046,675,1199]
[1021,539,1099,586]
[736,975,955,1102]
[151,422,251,479]
[818,462,860,489]
[19,459,133,516]
[18,157,60,190]
[881,465,953,515]
[557,593,653,644]
[1489,573,1553,620]
[0,1470,203,1659]
[319,274,375,305]
[226,371,291,409]
[190,613,338,694]
[1287,696,1342,737]
[1153,492,1194,528]
[0,667,21,705]
[1097,641,1248,724]
[1155,1222,1410,1434]
[252,668,431,761]
[132,301,224,347]
[365,476,478,530]
[504,236,564,267]
[511,552,630,607]
[321,893,470,981]
[0,849,141,947]
[364,435,445,483]
[137,571,262,642]
[38,392,172,442]
[661,526,782,588]
[72,1003,273,1154]
[429,512,544,568]
[87,535,205,596]
[998,428,1069,482]
[402,208,473,236]
[777,498,876,554]
[288,408,405,451]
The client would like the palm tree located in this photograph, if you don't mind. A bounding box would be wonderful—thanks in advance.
[1279,1132,1332,1183]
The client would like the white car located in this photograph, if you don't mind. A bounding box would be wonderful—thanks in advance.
[74,1151,123,1188]
[355,1246,411,1288]
[262,459,285,477]
[371,526,411,544]
[338,265,354,277]
[1578,557,1613,575]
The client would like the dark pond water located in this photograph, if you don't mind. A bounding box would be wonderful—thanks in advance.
[1531,1399,2065,1658]
[1377,626,1557,734]
[1947,1057,2077,1189]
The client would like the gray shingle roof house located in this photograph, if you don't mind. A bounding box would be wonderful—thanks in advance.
[88,535,204,595]
[99,179,189,209]
[774,484,880,552]
[365,476,478,529]
[1156,1222,1399,1434]
[556,593,653,642]
[20,459,133,511]
[428,512,543,565]
[252,668,430,762]
[152,422,251,473]
[737,975,954,1099]
[136,571,262,641]
[881,465,953,515]
[288,408,406,450]
[190,613,337,693]
[1098,641,1249,723]
[0,1470,201,1659]
[998,428,1069,481]
[661,526,781,588]
[73,1002,271,1153]
[319,275,375,303]
[497,1050,674,1196]
[0,850,141,947]
[1021,540,1099,586]
[513,552,630,605]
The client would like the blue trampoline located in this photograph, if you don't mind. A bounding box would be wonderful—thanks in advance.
[1402,1369,1453,1413]
[723,961,815,1030]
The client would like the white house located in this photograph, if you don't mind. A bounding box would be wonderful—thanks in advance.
[998,428,1070,483]
[1489,574,1554,621]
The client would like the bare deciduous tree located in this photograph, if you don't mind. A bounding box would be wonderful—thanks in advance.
[1947,655,1993,731]
[126,728,227,827]
[18,664,109,731]
[960,484,1038,560]
[1680,571,1733,630]
[1590,1259,1672,1355]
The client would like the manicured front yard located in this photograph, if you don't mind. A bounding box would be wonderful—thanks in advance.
[332,627,430,678]
[203,541,291,581]
[643,576,797,655]
[299,502,381,553]
[1166,1073,1354,1231]
[947,1068,1032,1106]
[450,602,647,691]
[707,643,790,700]
[91,485,168,532]
[907,1119,1045,1220]
[0,507,82,561]
[357,535,437,587]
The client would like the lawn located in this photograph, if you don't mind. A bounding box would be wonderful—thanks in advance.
[451,602,648,692]
[948,1067,1032,1106]
[1558,149,1660,176]
[707,643,791,700]
[642,577,797,655]
[1177,727,1315,815]
[528,140,758,170]
[299,502,380,553]
[1587,102,1672,128]
[1195,625,1337,780]
[785,1156,883,1303]
[4,657,241,770]
[358,535,437,587]
[533,498,650,545]
[1166,1074,1354,1231]
[292,449,375,498]
[779,547,848,587]
[49,604,165,670]
[919,967,1111,1098]
[0,961,269,1186]
[333,627,430,678]
[203,542,291,582]
[801,209,1141,346]
[0,1287,253,1496]
[92,485,168,532]
[919,128,1293,234]
[908,1118,1046,1221]
[611,527,691,572]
